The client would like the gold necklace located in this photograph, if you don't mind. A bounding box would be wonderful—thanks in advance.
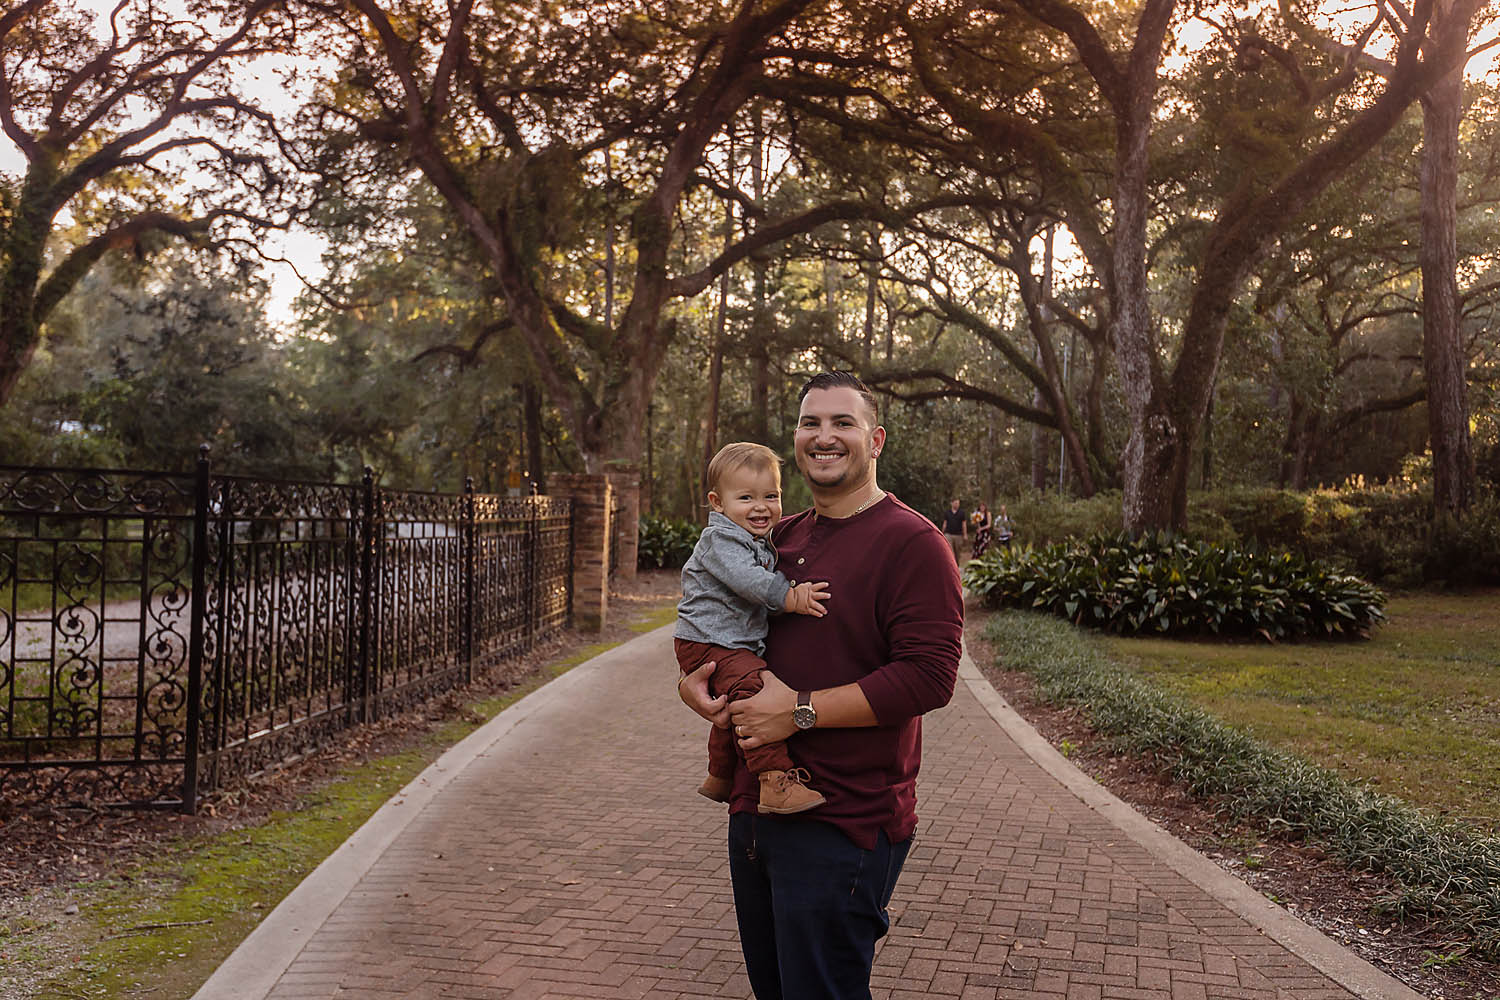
[852,490,885,515]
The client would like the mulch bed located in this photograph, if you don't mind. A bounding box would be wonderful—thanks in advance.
[965,601,1500,1000]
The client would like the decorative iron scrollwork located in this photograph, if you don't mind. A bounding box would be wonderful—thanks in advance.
[3,463,574,809]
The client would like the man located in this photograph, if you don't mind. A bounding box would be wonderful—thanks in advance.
[940,498,967,564]
[679,371,963,1000]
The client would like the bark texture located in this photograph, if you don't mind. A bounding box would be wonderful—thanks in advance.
[1420,65,1474,515]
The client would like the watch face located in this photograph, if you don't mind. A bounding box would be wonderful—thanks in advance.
[793,705,816,729]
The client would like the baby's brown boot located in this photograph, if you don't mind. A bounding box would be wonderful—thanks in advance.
[757,768,825,815]
[698,775,733,802]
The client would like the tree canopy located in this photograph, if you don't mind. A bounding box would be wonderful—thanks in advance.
[3,0,1499,535]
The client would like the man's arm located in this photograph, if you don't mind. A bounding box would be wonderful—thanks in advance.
[679,660,731,728]
[731,524,962,747]
[729,670,876,749]
[856,527,963,720]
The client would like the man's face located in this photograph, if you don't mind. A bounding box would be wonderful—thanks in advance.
[950,500,960,511]
[794,387,884,494]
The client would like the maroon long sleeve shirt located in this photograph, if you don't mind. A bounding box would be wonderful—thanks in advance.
[727,495,964,850]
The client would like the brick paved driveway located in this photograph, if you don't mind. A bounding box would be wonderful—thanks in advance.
[196,626,1416,1000]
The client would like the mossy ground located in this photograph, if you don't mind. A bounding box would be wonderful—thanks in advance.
[1102,589,1500,832]
[4,597,681,1000]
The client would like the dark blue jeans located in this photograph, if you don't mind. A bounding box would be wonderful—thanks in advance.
[728,813,911,1000]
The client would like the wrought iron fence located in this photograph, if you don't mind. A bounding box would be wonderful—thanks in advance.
[0,454,571,810]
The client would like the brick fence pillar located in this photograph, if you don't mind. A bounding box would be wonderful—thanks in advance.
[604,463,640,583]
[548,473,612,632]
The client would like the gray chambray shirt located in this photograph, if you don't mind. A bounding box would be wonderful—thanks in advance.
[675,511,793,655]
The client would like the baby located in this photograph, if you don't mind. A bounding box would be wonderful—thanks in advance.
[674,442,829,815]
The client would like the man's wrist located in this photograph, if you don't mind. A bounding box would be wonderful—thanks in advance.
[792,690,817,730]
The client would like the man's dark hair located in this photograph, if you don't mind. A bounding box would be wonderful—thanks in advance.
[798,370,879,425]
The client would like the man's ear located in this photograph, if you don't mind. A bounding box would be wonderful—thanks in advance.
[871,426,886,458]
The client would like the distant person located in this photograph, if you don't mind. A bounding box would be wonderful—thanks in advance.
[675,442,831,816]
[995,504,1015,548]
[940,497,967,564]
[971,502,992,558]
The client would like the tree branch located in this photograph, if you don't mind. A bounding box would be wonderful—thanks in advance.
[862,368,1058,426]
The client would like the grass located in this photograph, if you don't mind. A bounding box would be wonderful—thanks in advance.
[1102,590,1500,833]
[5,596,681,1000]
[982,599,1500,960]
[21,750,437,1000]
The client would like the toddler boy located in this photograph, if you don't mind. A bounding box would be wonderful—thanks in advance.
[675,442,828,814]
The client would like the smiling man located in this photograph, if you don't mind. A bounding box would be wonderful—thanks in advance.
[680,370,964,1000]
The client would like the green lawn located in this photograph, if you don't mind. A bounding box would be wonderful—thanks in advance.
[1103,589,1500,833]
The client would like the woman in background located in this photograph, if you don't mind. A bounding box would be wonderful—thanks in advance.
[971,502,992,558]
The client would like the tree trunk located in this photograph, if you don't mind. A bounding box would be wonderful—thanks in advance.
[524,382,544,490]
[1084,342,1111,486]
[701,195,732,520]
[1200,380,1214,489]
[1279,399,1317,491]
[1420,65,1473,515]
[1292,410,1318,491]
[862,227,878,366]
[1031,229,1054,491]
[1030,378,1050,490]
[1111,121,1180,531]
[750,311,771,442]
[0,170,56,408]
[0,305,41,409]
[748,109,771,443]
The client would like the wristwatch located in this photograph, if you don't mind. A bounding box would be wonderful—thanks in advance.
[793,691,817,730]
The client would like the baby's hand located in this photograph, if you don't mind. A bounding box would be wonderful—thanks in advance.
[784,580,830,617]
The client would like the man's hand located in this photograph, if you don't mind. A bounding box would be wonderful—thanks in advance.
[729,670,797,749]
[783,580,830,617]
[679,661,730,729]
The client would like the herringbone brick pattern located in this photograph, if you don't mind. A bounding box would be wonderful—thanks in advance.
[255,627,1360,999]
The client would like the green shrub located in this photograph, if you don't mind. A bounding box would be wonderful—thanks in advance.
[963,532,1385,640]
[984,611,1500,960]
[1425,492,1500,586]
[636,515,701,570]
[1002,490,1123,546]
[992,480,1500,588]
[1192,482,1500,588]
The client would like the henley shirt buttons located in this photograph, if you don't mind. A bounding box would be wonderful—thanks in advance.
[797,557,805,564]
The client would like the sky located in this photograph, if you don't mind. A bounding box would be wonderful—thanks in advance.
[0,1,326,331]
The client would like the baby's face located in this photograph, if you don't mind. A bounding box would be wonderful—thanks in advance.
[709,465,783,538]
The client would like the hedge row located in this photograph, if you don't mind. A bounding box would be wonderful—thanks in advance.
[963,533,1386,640]
[996,484,1500,589]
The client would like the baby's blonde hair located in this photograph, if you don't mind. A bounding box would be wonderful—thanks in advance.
[706,442,781,496]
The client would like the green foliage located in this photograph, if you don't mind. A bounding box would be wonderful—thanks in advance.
[1196,483,1500,589]
[636,514,700,570]
[10,252,312,476]
[988,484,1500,590]
[963,532,1386,640]
[997,491,1127,546]
[985,611,1500,961]
[1426,494,1500,586]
